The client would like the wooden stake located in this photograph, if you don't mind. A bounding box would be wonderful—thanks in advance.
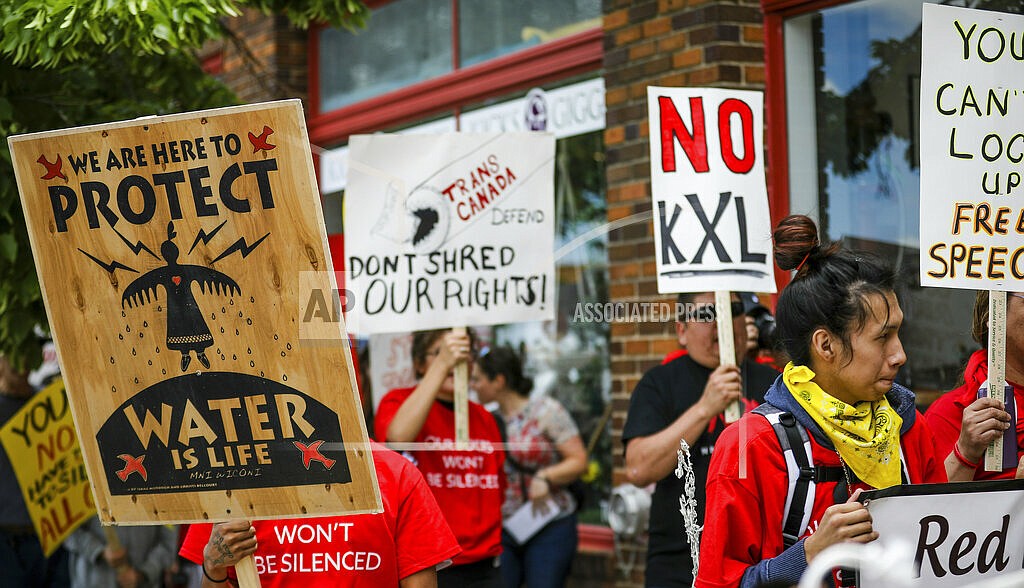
[235,556,262,587]
[102,525,122,551]
[715,291,742,423]
[985,290,1007,472]
[101,526,131,573]
[453,326,469,449]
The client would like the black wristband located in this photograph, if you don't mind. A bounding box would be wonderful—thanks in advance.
[202,561,228,584]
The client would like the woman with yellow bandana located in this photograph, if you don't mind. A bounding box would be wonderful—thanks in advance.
[695,215,946,588]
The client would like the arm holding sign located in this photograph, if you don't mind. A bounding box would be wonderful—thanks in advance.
[65,518,178,588]
[924,291,1023,482]
[699,216,948,588]
[623,293,751,487]
[698,421,882,588]
[697,416,812,588]
[200,520,257,587]
[946,396,1010,481]
[623,363,742,486]
[399,568,438,588]
[179,443,461,587]
[384,331,472,443]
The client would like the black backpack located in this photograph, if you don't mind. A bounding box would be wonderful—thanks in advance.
[752,404,910,587]
[752,404,911,547]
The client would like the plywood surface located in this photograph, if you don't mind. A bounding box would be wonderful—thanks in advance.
[9,100,380,524]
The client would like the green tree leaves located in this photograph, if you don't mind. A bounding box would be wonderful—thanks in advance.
[0,0,366,370]
[0,1,368,68]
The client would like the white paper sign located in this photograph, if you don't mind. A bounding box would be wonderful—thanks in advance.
[647,87,775,294]
[862,480,1024,587]
[503,497,562,545]
[344,133,556,334]
[920,4,1024,290]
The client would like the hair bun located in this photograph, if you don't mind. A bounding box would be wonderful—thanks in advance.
[773,214,820,271]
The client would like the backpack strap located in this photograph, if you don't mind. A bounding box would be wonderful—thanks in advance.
[753,404,817,549]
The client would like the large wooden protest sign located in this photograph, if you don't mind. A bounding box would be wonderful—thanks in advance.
[0,378,94,555]
[646,87,775,295]
[920,4,1024,290]
[862,480,1024,587]
[342,133,556,335]
[9,100,381,526]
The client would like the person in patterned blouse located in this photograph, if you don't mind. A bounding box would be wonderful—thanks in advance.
[472,346,587,588]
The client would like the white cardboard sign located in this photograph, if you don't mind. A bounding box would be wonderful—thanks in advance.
[647,87,775,294]
[920,4,1024,290]
[862,480,1024,587]
[344,133,556,334]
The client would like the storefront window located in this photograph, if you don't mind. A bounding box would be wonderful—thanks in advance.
[488,129,610,524]
[459,0,601,67]
[317,0,601,116]
[782,0,1020,394]
[318,0,452,111]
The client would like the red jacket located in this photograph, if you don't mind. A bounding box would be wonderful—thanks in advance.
[924,348,1024,480]
[697,388,946,588]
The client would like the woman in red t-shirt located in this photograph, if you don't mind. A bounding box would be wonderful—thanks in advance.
[924,290,1024,481]
[374,329,505,588]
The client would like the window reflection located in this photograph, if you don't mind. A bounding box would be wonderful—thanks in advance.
[318,0,602,114]
[492,129,610,524]
[812,0,924,246]
[318,0,452,111]
[784,0,1021,394]
[459,0,601,67]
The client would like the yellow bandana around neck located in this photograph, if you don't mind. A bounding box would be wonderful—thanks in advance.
[783,363,903,489]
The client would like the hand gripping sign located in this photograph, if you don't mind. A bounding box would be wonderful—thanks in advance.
[8,102,381,564]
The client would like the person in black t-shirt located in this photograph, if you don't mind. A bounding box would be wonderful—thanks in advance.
[622,291,779,588]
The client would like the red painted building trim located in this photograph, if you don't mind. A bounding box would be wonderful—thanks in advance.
[577,523,614,553]
[307,24,322,128]
[307,28,603,147]
[762,0,847,15]
[762,8,791,291]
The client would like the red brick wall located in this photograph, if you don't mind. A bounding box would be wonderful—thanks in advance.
[603,1,765,585]
[200,9,309,106]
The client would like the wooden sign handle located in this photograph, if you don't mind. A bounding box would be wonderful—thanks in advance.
[102,525,122,551]
[453,326,469,449]
[235,555,262,587]
[985,290,1007,472]
[715,291,742,423]
[102,526,131,572]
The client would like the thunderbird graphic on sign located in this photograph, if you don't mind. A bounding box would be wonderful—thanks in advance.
[122,222,241,371]
[116,454,148,482]
[36,154,68,182]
